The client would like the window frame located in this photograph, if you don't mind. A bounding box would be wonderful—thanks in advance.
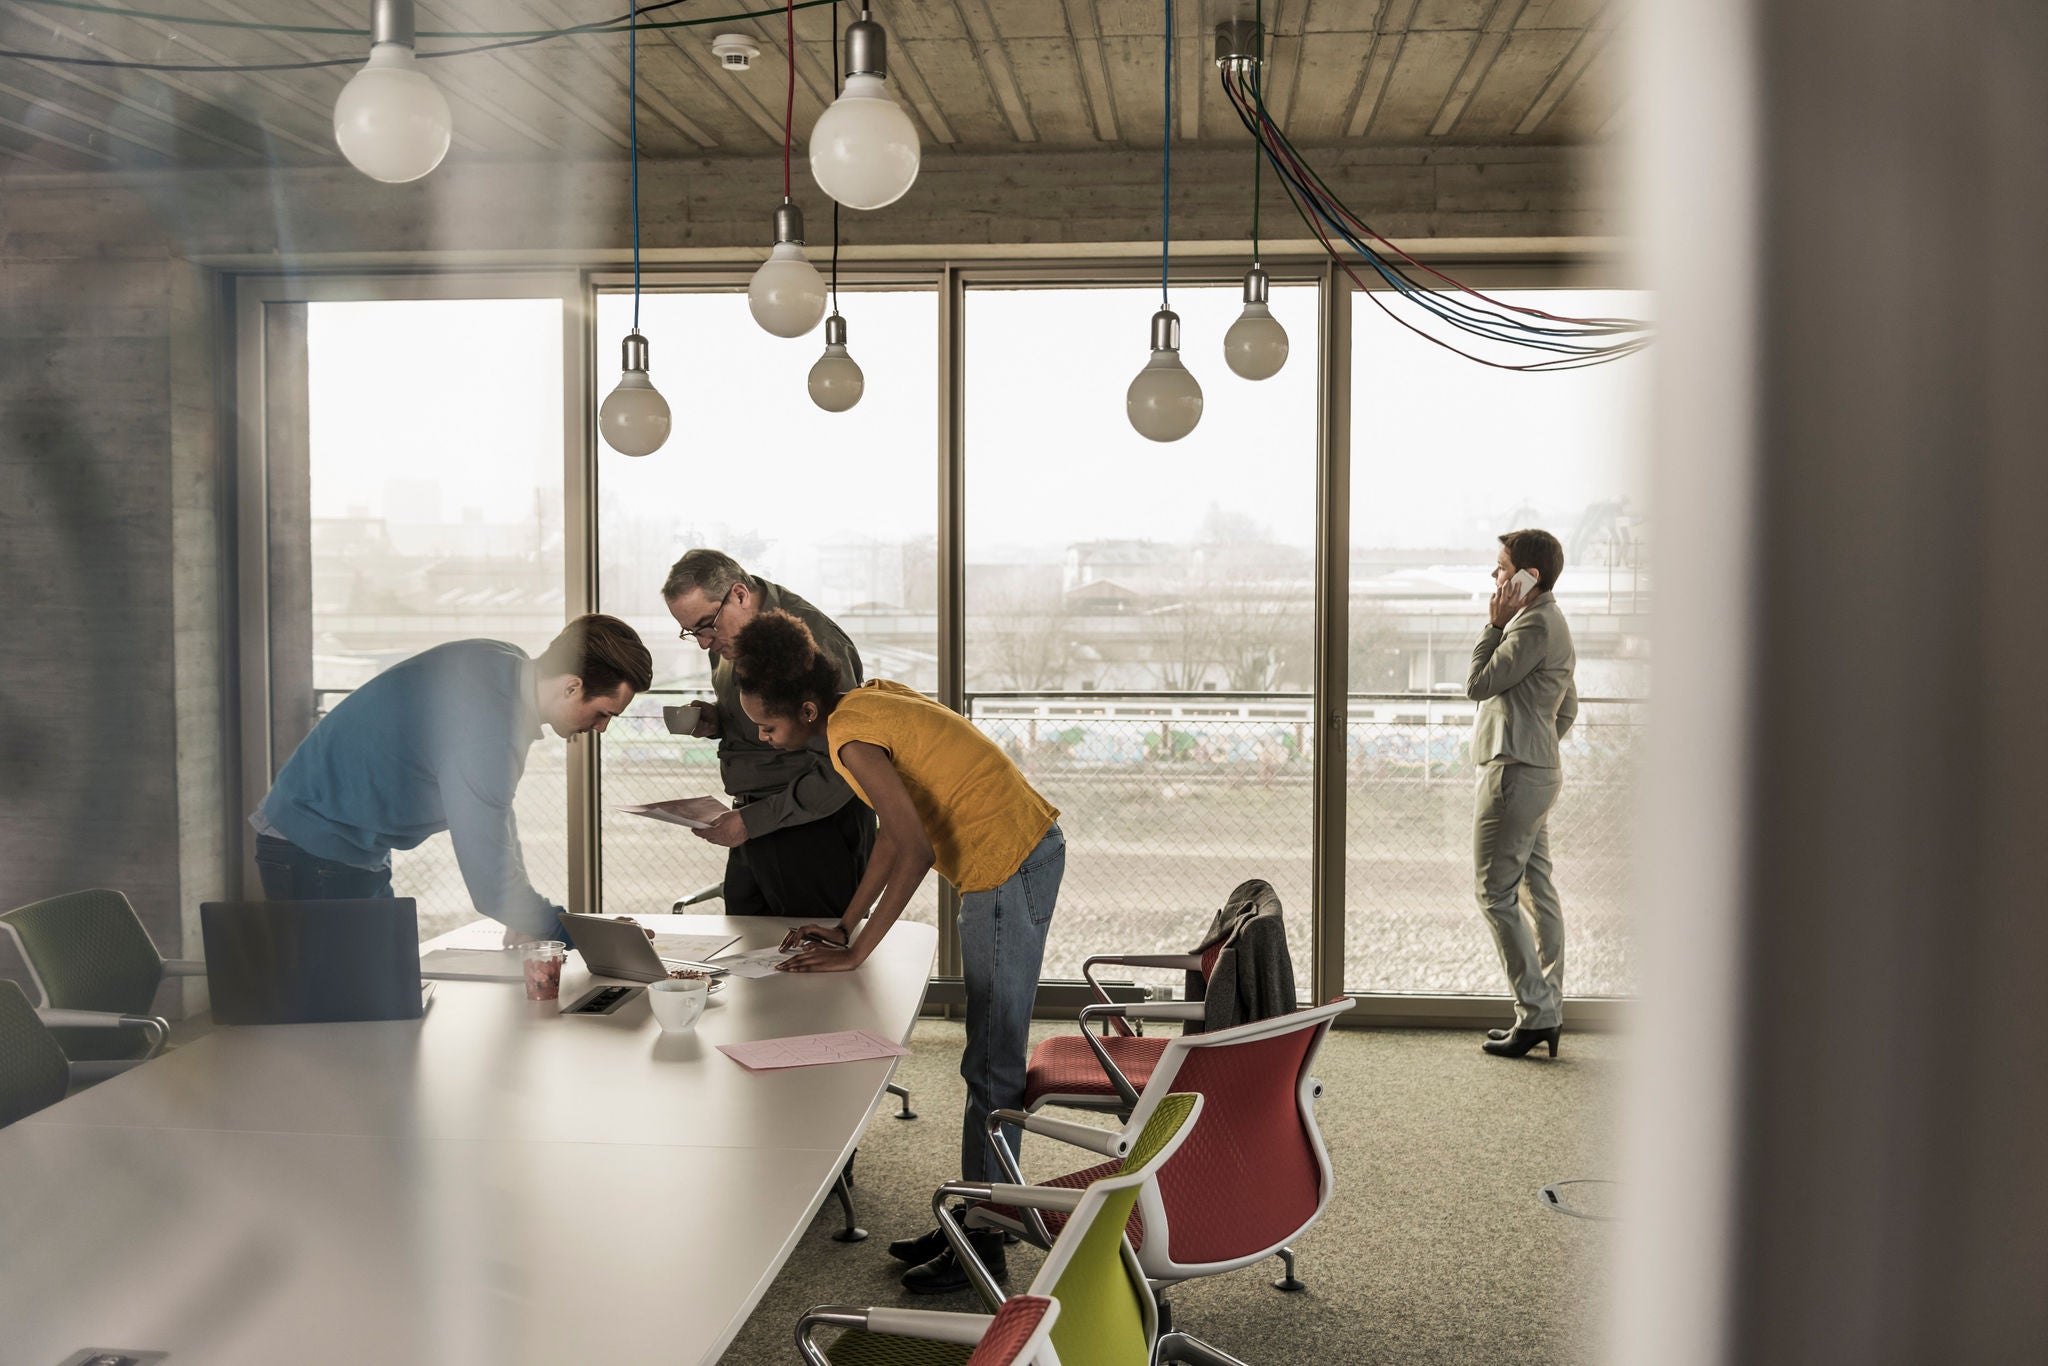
[231,253,1640,1027]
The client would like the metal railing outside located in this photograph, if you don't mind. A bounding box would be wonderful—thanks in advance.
[314,686,1642,995]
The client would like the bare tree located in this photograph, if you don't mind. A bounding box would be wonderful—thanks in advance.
[972,586,1076,692]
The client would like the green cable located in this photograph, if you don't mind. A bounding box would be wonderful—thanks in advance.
[13,0,834,42]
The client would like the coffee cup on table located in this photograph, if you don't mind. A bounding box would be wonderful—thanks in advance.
[648,977,709,1032]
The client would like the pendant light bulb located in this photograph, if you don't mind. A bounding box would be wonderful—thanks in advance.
[809,11,921,210]
[599,330,672,458]
[808,314,865,413]
[1223,266,1289,380]
[748,200,829,338]
[333,1,452,184]
[1126,309,1204,443]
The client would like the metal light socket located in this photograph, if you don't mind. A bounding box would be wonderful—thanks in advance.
[1214,18,1263,71]
[370,0,416,47]
[844,10,888,79]
[1150,308,1182,353]
[620,329,651,373]
[1242,266,1270,305]
[772,199,805,245]
[824,313,849,347]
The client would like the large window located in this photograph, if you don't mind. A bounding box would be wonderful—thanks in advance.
[964,281,1320,986]
[592,286,940,924]
[1344,287,1650,996]
[303,297,570,938]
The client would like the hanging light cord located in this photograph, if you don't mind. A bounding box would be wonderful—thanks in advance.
[782,0,796,201]
[830,7,841,314]
[629,1,642,331]
[1160,0,1172,309]
[1250,0,1262,263]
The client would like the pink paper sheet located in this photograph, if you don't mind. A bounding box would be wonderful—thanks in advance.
[718,1029,911,1072]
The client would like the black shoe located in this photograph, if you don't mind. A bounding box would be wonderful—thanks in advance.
[1486,1026,1512,1041]
[902,1228,1007,1294]
[886,1226,949,1265]
[1482,1025,1562,1058]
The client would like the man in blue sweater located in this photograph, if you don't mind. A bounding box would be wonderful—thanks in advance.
[250,614,653,943]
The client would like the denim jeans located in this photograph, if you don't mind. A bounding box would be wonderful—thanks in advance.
[957,823,1065,1182]
[254,835,394,901]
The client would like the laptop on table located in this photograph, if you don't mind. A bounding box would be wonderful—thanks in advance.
[561,912,733,984]
[200,898,429,1025]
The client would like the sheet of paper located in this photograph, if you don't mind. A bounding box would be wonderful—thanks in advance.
[616,796,733,830]
[707,945,800,979]
[718,1029,911,1072]
[419,947,524,981]
[648,933,740,964]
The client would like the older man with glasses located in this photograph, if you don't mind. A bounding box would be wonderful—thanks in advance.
[660,549,874,920]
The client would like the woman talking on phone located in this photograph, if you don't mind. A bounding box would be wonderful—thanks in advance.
[1467,529,1579,1060]
[727,610,1065,1293]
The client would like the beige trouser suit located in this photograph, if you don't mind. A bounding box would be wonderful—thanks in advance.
[1466,591,1579,1030]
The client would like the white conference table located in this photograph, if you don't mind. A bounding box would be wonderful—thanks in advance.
[0,914,937,1366]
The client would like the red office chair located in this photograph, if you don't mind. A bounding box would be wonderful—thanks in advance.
[1020,941,1225,1117]
[973,998,1356,1364]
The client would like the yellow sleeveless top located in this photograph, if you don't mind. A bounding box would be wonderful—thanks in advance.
[827,680,1059,894]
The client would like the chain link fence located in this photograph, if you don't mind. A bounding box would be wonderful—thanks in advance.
[318,690,1639,995]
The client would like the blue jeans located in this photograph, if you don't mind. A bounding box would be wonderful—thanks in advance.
[957,823,1064,1182]
[254,835,394,901]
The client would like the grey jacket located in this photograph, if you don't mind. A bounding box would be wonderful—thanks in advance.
[1466,590,1579,767]
[709,578,864,838]
[1182,878,1298,1033]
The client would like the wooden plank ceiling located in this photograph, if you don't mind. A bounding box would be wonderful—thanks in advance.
[0,0,1621,173]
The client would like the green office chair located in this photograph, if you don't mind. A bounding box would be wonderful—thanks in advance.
[796,1093,1205,1366]
[0,980,73,1127]
[0,888,201,1081]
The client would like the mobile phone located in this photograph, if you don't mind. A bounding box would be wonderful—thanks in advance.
[1508,568,1539,600]
[662,702,705,736]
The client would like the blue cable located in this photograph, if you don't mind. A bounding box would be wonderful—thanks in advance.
[630,2,642,331]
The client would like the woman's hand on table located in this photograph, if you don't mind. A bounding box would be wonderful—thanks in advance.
[778,943,863,973]
[779,922,849,952]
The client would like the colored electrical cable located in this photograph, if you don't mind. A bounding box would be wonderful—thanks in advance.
[14,0,691,40]
[1161,0,1171,309]
[1220,59,1650,369]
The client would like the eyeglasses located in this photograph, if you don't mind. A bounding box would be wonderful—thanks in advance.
[677,583,737,642]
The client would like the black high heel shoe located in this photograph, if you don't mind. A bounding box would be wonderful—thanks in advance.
[1482,1025,1561,1058]
[1486,1026,1512,1041]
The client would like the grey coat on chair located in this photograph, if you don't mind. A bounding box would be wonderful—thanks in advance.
[1183,878,1298,1033]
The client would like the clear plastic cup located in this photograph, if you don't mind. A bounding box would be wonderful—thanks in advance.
[520,940,567,1001]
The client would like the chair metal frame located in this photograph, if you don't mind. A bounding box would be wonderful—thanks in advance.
[1,888,203,1082]
[978,999,1357,1363]
[801,1096,1204,1366]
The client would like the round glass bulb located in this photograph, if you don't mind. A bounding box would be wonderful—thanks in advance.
[748,242,828,338]
[808,343,865,413]
[1223,301,1290,380]
[809,74,922,211]
[1127,350,1204,443]
[333,43,452,184]
[598,371,672,457]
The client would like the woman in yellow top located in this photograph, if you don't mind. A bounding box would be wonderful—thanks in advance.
[729,610,1065,1293]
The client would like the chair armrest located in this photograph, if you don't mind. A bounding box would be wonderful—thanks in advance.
[37,1008,167,1057]
[795,1307,870,1365]
[1081,952,1203,972]
[865,1307,998,1345]
[1080,1000,1207,1025]
[990,1107,1129,1159]
[162,958,207,977]
[984,1183,1087,1215]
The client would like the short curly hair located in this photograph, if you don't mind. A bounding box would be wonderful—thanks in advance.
[730,610,840,718]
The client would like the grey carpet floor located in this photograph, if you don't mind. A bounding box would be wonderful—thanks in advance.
[719,1019,1624,1365]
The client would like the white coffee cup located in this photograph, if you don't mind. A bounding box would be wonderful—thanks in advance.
[648,978,709,1032]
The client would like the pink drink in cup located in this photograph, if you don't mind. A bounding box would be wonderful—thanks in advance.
[521,941,567,1001]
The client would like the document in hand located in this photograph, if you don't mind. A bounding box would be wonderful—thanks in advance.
[718,1029,911,1071]
[618,796,734,830]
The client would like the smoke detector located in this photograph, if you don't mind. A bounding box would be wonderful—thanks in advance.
[711,34,760,70]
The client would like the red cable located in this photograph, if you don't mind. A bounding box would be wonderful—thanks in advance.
[783,0,795,199]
